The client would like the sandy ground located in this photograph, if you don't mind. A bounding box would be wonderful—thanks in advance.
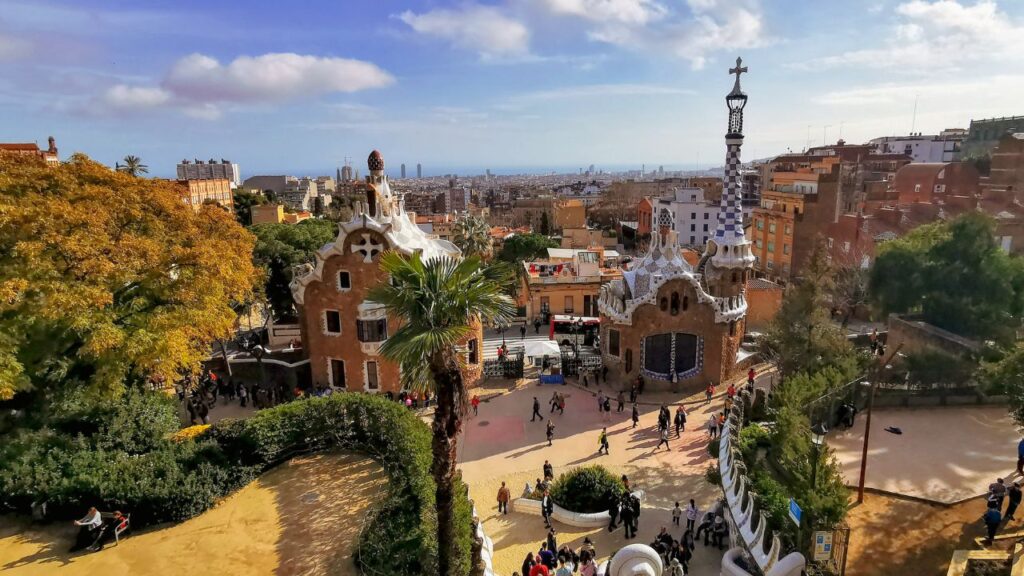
[830,406,1020,504]
[842,492,1017,576]
[459,382,732,575]
[0,452,387,576]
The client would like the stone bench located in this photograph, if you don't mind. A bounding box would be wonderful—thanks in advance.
[511,491,645,529]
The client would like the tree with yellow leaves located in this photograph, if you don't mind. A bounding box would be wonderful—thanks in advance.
[0,152,259,401]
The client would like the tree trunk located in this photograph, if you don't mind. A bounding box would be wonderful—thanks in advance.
[430,350,468,576]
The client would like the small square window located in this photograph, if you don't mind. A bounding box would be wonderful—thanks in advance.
[325,310,342,334]
[338,271,351,291]
[703,224,708,232]
[608,329,621,357]
[783,244,790,255]
[767,241,775,253]
[690,224,696,232]
[365,361,379,390]
[756,220,763,230]
[769,223,776,234]
[704,213,709,220]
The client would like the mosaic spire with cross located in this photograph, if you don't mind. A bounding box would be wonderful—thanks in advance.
[712,56,754,258]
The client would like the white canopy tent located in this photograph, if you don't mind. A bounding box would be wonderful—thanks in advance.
[518,339,561,358]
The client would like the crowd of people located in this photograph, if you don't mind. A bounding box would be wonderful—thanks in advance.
[982,475,1023,544]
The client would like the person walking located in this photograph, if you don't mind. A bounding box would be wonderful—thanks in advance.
[686,499,699,532]
[747,367,756,391]
[674,405,687,437]
[707,414,719,440]
[620,492,635,539]
[606,493,619,532]
[532,397,543,422]
[672,502,682,527]
[534,317,542,334]
[543,460,554,480]
[632,402,640,428]
[727,383,737,402]
[984,501,1003,545]
[546,528,558,561]
[597,391,605,412]
[550,391,560,414]
[582,373,589,388]
[521,324,527,340]
[705,383,715,405]
[557,393,565,415]
[541,490,554,528]
[598,427,610,455]
[616,390,625,412]
[1007,482,1022,522]
[656,427,670,451]
[629,383,638,404]
[497,481,511,514]
[546,420,556,446]
[602,396,611,422]
[471,395,481,416]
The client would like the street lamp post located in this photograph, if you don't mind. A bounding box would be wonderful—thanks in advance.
[810,422,828,489]
[856,380,875,504]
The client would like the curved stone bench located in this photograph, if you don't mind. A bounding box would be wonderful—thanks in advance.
[511,490,645,528]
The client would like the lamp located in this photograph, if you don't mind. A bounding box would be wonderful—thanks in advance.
[810,422,828,447]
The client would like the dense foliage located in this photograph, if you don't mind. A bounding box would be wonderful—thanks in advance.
[497,233,559,264]
[0,153,258,402]
[250,219,337,321]
[0,392,472,575]
[981,343,1024,424]
[758,243,863,380]
[870,213,1024,343]
[549,465,626,514]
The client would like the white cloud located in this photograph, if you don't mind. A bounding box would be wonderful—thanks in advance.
[538,0,768,69]
[541,0,667,25]
[799,0,1024,71]
[815,75,1024,106]
[95,52,393,118]
[396,5,530,59]
[162,53,394,103]
[101,85,172,109]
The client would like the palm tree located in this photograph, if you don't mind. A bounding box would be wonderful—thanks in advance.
[118,155,148,177]
[451,214,493,260]
[368,252,514,575]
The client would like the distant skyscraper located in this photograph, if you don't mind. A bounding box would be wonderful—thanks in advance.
[401,163,406,178]
[176,158,240,187]
[336,167,341,183]
[417,163,422,178]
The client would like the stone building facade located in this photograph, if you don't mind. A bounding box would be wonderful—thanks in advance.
[598,59,755,392]
[291,150,484,393]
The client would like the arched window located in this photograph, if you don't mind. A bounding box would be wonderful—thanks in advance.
[683,295,689,311]
[625,349,633,373]
[660,297,668,311]
[670,292,680,315]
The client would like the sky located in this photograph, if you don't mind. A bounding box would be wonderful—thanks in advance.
[1,0,1023,177]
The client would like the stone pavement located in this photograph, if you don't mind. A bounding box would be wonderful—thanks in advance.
[830,405,1020,504]
[458,383,733,575]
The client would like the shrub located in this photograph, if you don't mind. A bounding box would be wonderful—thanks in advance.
[737,423,771,463]
[549,465,626,513]
[704,463,722,487]
[172,424,211,442]
[707,438,721,458]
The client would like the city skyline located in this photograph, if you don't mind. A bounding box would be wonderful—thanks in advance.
[1,0,1022,176]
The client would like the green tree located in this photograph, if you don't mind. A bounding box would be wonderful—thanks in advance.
[451,214,492,259]
[116,155,148,177]
[759,243,860,380]
[498,233,559,264]
[368,252,514,576]
[233,190,267,226]
[539,211,551,235]
[0,153,258,402]
[250,219,337,321]
[870,213,1024,342]
[981,343,1024,422]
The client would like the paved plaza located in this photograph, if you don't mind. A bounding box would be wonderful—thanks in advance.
[830,405,1020,504]
[459,380,734,575]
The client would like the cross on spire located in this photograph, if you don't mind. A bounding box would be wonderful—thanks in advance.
[729,57,747,94]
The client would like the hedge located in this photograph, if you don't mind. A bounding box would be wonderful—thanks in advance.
[0,392,474,576]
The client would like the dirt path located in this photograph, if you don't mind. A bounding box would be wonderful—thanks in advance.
[0,452,387,576]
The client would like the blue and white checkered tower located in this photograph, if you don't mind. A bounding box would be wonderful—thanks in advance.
[709,57,756,271]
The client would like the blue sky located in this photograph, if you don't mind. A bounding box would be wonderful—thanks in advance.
[1,0,1022,177]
